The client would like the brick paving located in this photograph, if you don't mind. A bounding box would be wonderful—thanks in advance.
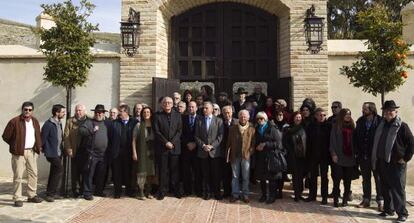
[68,182,414,223]
[1,177,414,223]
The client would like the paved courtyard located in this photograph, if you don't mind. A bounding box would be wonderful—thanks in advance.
[1,177,414,223]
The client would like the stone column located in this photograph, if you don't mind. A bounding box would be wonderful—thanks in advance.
[35,13,56,47]
[402,1,414,44]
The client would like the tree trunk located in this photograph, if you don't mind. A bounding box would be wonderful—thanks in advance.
[66,87,72,119]
[380,88,385,117]
[60,86,73,197]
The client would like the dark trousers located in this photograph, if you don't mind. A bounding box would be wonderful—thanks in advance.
[260,179,283,197]
[309,160,329,199]
[71,156,83,195]
[377,159,408,217]
[292,158,306,198]
[83,156,106,196]
[112,152,133,196]
[200,157,221,196]
[46,157,63,196]
[181,152,201,195]
[158,153,180,194]
[332,164,352,200]
[360,158,383,202]
[222,158,233,197]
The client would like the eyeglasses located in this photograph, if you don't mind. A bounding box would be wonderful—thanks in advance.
[319,114,326,117]
[214,108,219,111]
[24,108,33,112]
[257,117,265,120]
[331,106,338,109]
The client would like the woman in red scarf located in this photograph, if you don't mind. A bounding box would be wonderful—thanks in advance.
[329,108,356,207]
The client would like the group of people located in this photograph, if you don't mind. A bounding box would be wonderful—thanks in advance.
[2,85,413,223]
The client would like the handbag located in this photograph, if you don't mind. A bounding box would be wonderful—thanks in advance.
[267,150,287,174]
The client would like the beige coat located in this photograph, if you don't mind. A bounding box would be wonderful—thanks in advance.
[226,123,255,162]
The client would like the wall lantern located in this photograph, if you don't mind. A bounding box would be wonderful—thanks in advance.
[120,8,141,57]
[304,5,324,53]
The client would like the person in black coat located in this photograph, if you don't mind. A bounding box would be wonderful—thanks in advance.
[255,112,284,204]
[372,100,414,222]
[354,102,383,210]
[41,104,65,202]
[153,97,183,200]
[284,111,307,202]
[233,87,248,118]
[109,104,138,198]
[78,104,112,200]
[181,101,202,196]
[221,105,238,198]
[247,85,267,112]
[305,108,331,204]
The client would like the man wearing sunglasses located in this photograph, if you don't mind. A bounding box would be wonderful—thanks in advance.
[2,101,43,207]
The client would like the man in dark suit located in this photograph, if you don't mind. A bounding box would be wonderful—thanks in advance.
[109,104,137,198]
[154,96,183,200]
[181,101,202,196]
[195,101,224,200]
[221,105,238,198]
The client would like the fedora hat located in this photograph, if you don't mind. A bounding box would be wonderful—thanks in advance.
[235,87,248,95]
[91,104,108,112]
[381,100,400,110]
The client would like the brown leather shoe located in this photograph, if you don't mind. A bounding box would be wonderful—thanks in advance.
[242,197,250,203]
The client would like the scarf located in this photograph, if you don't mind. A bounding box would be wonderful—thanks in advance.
[258,122,268,136]
[342,127,353,156]
[372,116,402,169]
[238,123,249,135]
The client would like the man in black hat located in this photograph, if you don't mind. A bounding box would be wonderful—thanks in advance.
[372,100,414,222]
[78,104,111,200]
[233,87,248,118]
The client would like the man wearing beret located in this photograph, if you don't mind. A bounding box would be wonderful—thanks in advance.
[372,100,414,223]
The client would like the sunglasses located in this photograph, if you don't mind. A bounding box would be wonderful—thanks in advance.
[257,117,265,120]
[24,108,33,112]
[331,106,338,109]
[214,108,219,111]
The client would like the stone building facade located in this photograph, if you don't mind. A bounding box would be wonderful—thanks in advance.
[120,0,329,110]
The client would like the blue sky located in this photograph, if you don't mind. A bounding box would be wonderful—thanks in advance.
[0,0,121,33]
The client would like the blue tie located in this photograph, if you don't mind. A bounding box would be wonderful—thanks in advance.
[206,117,211,131]
[190,116,194,127]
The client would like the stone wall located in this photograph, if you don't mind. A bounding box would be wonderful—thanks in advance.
[0,53,120,180]
[0,19,37,46]
[120,0,329,110]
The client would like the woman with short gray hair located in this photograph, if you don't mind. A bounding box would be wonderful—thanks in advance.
[254,112,284,204]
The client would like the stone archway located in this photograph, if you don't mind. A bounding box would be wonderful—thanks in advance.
[120,0,328,110]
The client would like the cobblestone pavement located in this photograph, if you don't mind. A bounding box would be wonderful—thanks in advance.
[1,177,414,223]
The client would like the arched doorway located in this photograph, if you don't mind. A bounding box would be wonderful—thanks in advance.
[171,2,278,98]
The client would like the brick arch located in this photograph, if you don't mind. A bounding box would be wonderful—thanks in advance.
[157,0,291,18]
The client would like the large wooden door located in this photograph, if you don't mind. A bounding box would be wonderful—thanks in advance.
[171,3,278,96]
[152,77,180,111]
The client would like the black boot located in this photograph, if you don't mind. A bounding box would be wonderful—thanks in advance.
[259,180,267,203]
[333,197,339,207]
